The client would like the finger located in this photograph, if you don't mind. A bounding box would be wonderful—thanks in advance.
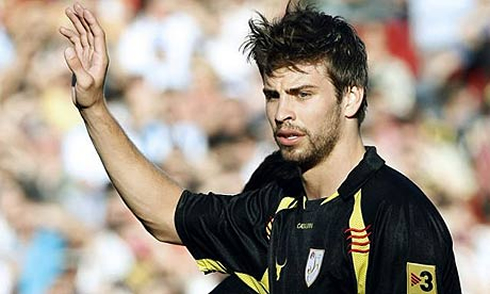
[83,8,107,55]
[63,48,82,104]
[74,3,95,46]
[59,26,84,63]
[74,3,93,48]
[59,26,80,44]
[85,16,95,49]
[65,7,89,49]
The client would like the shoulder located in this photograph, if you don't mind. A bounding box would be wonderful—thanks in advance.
[362,165,451,236]
[364,164,433,208]
[237,180,301,215]
[362,165,455,246]
[179,180,293,217]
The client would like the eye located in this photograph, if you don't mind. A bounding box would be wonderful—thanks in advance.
[298,91,312,99]
[287,86,316,99]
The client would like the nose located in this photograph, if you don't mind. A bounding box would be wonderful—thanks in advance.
[274,96,296,124]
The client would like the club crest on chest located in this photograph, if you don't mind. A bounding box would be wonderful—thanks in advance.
[305,248,325,287]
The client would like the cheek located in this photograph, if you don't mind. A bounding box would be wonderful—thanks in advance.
[303,107,325,127]
[308,104,339,131]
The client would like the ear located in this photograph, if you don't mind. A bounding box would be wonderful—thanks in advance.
[343,86,364,118]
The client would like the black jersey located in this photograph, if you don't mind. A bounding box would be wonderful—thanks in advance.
[175,147,461,293]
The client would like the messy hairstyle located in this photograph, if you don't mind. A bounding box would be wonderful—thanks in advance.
[242,2,369,123]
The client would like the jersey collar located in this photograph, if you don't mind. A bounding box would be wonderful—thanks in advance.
[337,146,385,201]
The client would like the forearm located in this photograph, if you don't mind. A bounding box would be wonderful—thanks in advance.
[60,3,183,244]
[80,103,183,244]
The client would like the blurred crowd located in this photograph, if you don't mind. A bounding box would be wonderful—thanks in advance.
[0,0,489,293]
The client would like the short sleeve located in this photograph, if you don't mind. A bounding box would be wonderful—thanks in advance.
[364,171,462,294]
[175,183,282,278]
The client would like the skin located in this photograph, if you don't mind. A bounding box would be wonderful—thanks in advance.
[59,3,366,245]
[263,64,366,199]
[264,65,343,169]
[59,3,183,244]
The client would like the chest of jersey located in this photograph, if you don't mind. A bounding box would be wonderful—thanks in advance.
[268,195,367,293]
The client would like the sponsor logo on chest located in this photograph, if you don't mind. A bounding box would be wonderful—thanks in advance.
[297,222,314,230]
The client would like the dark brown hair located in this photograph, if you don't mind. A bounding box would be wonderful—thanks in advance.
[242,2,369,123]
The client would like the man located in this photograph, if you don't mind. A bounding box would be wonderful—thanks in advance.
[60,2,461,293]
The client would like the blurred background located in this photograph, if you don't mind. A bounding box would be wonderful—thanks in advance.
[0,0,489,293]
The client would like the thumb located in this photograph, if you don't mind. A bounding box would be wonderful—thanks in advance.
[64,47,91,88]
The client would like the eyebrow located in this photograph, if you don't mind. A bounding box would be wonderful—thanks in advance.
[285,85,318,95]
[262,89,279,98]
[262,85,319,98]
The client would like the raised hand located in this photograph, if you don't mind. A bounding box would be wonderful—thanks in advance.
[59,3,109,110]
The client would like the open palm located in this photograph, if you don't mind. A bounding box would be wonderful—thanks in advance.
[59,3,109,109]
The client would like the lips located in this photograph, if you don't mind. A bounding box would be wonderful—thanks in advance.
[275,128,305,147]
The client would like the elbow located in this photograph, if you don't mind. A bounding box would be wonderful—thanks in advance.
[143,222,182,245]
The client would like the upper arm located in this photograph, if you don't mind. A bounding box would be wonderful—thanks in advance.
[366,192,460,294]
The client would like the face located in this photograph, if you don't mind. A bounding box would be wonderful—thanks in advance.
[263,63,343,169]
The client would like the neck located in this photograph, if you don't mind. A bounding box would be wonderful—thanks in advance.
[301,135,365,200]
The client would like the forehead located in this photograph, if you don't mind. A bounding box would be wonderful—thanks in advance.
[262,63,329,89]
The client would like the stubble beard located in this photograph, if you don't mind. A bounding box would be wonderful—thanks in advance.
[279,105,342,171]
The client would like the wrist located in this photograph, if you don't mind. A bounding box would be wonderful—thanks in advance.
[79,99,110,121]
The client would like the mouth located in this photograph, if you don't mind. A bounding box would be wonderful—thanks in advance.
[275,129,305,147]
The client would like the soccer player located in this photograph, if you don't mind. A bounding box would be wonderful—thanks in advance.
[59,2,461,293]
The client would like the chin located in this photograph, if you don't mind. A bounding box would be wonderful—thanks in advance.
[279,146,299,161]
[281,148,313,167]
[280,145,331,171]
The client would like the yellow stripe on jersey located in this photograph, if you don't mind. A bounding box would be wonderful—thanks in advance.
[235,271,270,294]
[196,259,227,274]
[196,197,294,292]
[275,197,298,214]
[321,191,340,205]
[265,196,297,239]
[349,190,370,294]
[261,268,270,290]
